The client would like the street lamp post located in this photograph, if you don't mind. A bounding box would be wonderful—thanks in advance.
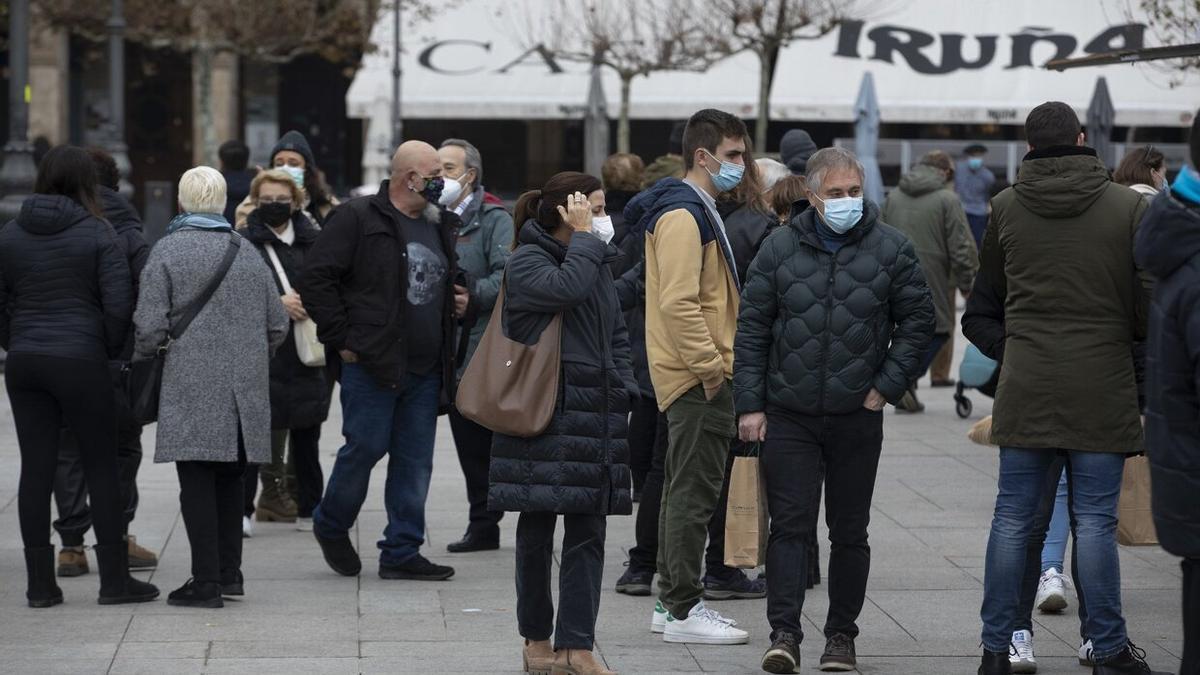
[0,0,38,222]
[391,0,403,149]
[107,0,133,196]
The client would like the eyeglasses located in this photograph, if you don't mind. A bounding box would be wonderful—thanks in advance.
[258,197,293,205]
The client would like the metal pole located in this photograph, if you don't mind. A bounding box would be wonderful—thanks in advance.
[107,0,133,196]
[391,0,403,149]
[0,0,38,221]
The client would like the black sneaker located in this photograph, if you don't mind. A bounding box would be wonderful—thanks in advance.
[314,532,362,576]
[1094,642,1172,675]
[167,579,223,608]
[761,631,800,674]
[220,569,244,596]
[703,568,767,600]
[615,564,653,596]
[819,633,857,672]
[978,649,1012,675]
[379,553,455,581]
[446,529,500,553]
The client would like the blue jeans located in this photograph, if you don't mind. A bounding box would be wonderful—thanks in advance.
[1041,470,1070,573]
[982,447,1127,660]
[313,365,440,566]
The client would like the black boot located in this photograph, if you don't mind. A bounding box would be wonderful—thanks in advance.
[1093,643,1171,675]
[979,649,1012,675]
[24,547,63,608]
[94,543,159,605]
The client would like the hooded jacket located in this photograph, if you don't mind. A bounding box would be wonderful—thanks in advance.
[734,202,935,415]
[970,146,1150,454]
[244,208,332,430]
[454,186,513,379]
[487,221,635,516]
[1134,190,1200,557]
[883,164,978,334]
[626,178,741,410]
[0,194,133,361]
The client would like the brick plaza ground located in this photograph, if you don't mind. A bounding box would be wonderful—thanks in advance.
[0,329,1184,674]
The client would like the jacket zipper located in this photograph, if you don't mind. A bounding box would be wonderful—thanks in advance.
[599,295,612,512]
[818,252,837,412]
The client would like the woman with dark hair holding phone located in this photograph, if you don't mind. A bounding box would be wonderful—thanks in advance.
[0,145,159,607]
[489,171,636,675]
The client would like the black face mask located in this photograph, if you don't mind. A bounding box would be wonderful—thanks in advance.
[258,202,292,227]
[413,175,445,205]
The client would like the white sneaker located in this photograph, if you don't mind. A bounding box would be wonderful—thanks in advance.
[651,601,668,633]
[242,516,253,538]
[1035,567,1068,613]
[1010,630,1037,674]
[1078,639,1095,667]
[663,601,749,645]
[296,517,313,532]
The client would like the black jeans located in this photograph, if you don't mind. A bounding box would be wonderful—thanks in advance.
[763,407,884,641]
[920,333,951,379]
[627,396,659,494]
[1184,558,1200,675]
[516,512,606,651]
[627,413,738,579]
[52,422,143,547]
[448,409,502,538]
[177,438,247,584]
[6,354,125,549]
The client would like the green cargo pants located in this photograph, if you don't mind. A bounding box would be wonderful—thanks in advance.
[657,382,736,619]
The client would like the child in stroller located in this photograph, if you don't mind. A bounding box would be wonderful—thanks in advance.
[955,343,999,418]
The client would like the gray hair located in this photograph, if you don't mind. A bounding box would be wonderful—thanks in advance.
[755,157,790,192]
[440,138,483,185]
[804,146,865,195]
[178,166,226,215]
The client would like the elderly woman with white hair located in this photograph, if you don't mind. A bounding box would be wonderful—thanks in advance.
[134,166,289,608]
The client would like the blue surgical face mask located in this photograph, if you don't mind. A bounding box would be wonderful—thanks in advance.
[702,149,744,192]
[278,165,305,187]
[967,157,984,171]
[814,194,864,234]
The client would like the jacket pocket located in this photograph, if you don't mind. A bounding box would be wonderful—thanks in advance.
[346,308,387,353]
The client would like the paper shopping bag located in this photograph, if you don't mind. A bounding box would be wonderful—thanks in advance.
[1117,455,1158,546]
[724,453,769,568]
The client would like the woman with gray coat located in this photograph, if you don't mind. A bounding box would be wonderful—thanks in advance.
[134,166,289,608]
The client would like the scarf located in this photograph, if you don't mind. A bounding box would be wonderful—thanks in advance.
[166,211,233,235]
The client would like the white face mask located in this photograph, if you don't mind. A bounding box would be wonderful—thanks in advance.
[437,176,464,206]
[591,215,614,244]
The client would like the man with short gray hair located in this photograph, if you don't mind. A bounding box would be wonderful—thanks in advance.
[436,137,515,553]
[733,146,934,673]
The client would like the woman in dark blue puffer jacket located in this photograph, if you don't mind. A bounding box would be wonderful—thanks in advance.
[488,171,635,675]
[0,145,158,608]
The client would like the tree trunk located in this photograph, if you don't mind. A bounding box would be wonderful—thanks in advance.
[617,74,632,154]
[755,49,771,150]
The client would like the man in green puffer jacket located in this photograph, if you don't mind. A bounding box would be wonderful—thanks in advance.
[883,150,979,412]
[438,138,515,554]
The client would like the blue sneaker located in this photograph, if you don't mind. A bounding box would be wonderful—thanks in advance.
[703,568,767,600]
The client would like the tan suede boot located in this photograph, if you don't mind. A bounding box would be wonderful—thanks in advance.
[522,639,554,675]
[256,479,297,522]
[551,649,616,675]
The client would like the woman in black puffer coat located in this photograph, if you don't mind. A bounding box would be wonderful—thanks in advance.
[239,170,331,531]
[488,171,635,675]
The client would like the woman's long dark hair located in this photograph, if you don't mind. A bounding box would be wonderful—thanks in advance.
[34,145,104,219]
[511,171,603,249]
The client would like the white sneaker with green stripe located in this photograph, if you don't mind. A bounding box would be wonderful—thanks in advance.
[652,600,739,635]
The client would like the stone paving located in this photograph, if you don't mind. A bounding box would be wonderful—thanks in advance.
[0,330,1184,674]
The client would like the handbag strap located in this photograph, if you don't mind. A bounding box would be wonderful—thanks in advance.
[168,232,242,342]
[264,242,294,295]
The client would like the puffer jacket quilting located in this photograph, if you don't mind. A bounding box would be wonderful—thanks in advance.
[734,202,934,416]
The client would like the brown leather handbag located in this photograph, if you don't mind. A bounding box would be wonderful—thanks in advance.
[455,283,562,437]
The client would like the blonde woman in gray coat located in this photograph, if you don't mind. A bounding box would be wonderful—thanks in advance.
[134,166,288,608]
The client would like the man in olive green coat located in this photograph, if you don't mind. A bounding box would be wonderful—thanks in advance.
[966,102,1161,675]
[883,151,978,412]
[439,138,515,553]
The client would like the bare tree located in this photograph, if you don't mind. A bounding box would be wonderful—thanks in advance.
[1123,0,1200,80]
[34,0,450,163]
[518,0,720,153]
[704,0,858,149]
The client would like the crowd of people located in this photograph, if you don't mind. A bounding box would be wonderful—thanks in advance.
[0,101,1195,675]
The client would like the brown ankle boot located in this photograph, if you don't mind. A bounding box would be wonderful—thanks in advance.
[551,649,616,675]
[256,480,297,522]
[522,639,554,675]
